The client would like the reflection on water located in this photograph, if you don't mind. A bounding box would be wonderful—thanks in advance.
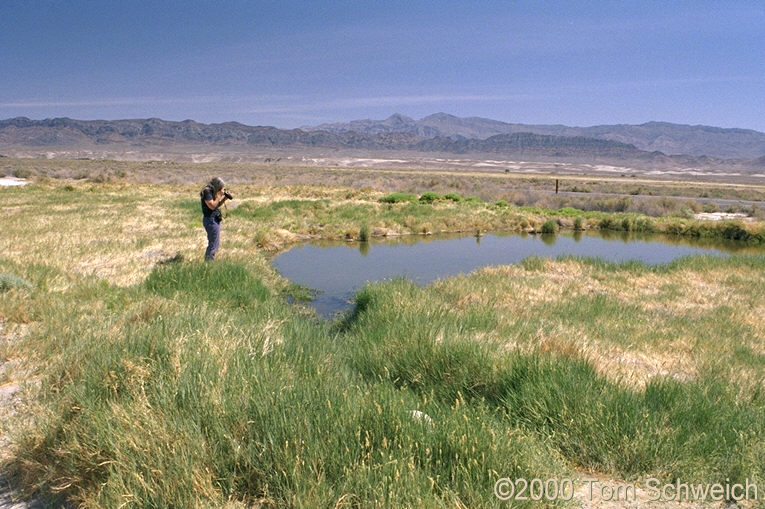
[272,231,761,318]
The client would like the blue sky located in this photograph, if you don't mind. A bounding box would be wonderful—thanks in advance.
[1,1,764,130]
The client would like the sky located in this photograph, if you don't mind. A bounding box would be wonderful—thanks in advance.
[1,1,764,131]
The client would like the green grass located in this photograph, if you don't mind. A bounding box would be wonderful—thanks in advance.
[380,192,417,203]
[229,192,535,241]
[5,262,569,507]
[359,223,370,242]
[419,191,443,203]
[0,272,33,292]
[145,259,269,308]
[1,180,764,507]
[5,253,763,507]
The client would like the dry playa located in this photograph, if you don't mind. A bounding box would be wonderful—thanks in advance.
[693,212,753,222]
[0,178,27,187]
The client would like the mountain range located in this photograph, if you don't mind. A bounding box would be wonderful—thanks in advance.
[1,115,765,169]
[308,113,765,160]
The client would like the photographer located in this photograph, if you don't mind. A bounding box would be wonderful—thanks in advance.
[200,177,233,261]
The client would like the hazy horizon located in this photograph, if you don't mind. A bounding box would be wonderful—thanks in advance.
[4,112,765,134]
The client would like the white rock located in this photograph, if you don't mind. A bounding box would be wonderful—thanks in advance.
[409,410,434,426]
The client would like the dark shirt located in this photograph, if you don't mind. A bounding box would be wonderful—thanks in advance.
[201,187,216,217]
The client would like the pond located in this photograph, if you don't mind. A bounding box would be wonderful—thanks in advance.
[272,231,760,317]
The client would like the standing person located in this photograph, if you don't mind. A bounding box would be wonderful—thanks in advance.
[200,177,232,261]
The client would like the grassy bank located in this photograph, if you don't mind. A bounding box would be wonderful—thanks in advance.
[1,179,764,507]
[4,181,763,273]
[2,254,763,507]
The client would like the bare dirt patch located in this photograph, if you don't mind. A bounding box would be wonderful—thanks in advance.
[572,472,755,508]
[0,322,46,509]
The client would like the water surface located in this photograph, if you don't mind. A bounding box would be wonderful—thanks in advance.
[273,231,757,317]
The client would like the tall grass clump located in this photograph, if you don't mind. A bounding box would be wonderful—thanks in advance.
[359,223,370,242]
[540,218,558,234]
[661,220,763,244]
[0,272,33,292]
[334,275,765,487]
[145,260,269,308]
[718,221,763,243]
[342,282,505,403]
[498,355,764,481]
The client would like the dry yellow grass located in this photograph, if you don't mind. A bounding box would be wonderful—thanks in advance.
[432,258,763,390]
[4,182,286,287]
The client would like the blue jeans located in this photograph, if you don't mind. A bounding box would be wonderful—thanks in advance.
[203,216,220,260]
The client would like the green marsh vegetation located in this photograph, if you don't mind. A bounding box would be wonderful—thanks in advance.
[6,157,765,217]
[0,173,764,507]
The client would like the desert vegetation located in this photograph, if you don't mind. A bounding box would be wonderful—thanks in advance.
[3,157,765,216]
[0,160,764,507]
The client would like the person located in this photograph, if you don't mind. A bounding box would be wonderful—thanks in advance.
[200,177,232,260]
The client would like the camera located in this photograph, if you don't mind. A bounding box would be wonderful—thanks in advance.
[223,191,234,200]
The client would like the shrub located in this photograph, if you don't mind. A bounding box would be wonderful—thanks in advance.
[573,217,584,230]
[493,200,509,208]
[632,217,655,232]
[558,207,584,217]
[12,168,32,179]
[664,222,685,236]
[443,192,463,202]
[675,207,695,219]
[418,192,442,203]
[719,222,756,242]
[0,273,33,292]
[380,193,417,204]
[598,217,616,230]
[465,196,482,204]
[541,219,558,234]
[89,173,108,184]
[595,197,632,213]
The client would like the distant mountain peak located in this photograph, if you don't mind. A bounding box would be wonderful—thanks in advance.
[3,115,765,162]
[305,113,765,159]
[421,112,459,121]
[383,113,415,126]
